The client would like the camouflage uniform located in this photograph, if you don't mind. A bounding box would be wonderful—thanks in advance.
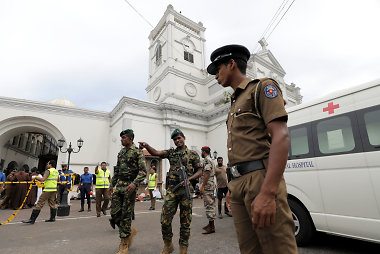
[202,155,216,221]
[111,143,146,238]
[161,147,201,247]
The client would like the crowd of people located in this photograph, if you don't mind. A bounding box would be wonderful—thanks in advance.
[0,167,43,209]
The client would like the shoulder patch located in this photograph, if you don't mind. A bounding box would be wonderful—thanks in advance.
[264,84,278,98]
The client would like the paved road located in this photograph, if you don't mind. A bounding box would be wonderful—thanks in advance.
[0,198,379,253]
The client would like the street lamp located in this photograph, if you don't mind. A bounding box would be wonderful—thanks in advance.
[213,150,218,159]
[57,137,84,216]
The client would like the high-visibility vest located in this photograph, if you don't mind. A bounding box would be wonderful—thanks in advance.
[148,173,157,190]
[44,168,59,192]
[95,168,110,189]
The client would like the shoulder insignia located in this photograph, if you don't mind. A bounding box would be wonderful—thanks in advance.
[264,84,278,98]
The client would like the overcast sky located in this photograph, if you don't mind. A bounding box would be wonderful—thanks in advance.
[0,0,379,111]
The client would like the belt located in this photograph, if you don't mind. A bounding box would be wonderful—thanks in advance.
[82,183,91,185]
[231,160,265,178]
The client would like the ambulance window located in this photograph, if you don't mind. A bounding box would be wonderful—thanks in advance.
[364,109,380,146]
[316,116,355,154]
[290,127,309,156]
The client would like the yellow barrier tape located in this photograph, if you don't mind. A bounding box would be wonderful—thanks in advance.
[0,181,33,226]
[1,173,77,186]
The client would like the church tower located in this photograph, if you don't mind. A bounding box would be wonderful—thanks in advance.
[146,5,208,109]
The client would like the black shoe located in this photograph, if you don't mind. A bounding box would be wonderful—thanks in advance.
[97,214,101,217]
[102,210,106,215]
[22,209,40,224]
[218,213,223,219]
[225,211,232,217]
[78,208,84,212]
[149,207,153,210]
[45,208,57,222]
[109,218,116,229]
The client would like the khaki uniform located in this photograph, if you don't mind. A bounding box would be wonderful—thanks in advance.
[202,155,216,221]
[227,77,297,254]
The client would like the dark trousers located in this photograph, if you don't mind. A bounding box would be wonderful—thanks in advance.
[59,184,71,204]
[80,184,91,208]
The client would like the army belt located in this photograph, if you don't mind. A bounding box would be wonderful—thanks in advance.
[231,160,265,178]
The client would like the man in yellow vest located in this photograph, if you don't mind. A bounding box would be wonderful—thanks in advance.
[95,162,111,217]
[148,166,158,210]
[22,160,59,224]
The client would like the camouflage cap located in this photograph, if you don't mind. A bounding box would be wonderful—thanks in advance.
[171,128,184,139]
[120,129,134,137]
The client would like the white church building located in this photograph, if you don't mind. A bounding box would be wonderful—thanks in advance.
[0,5,302,189]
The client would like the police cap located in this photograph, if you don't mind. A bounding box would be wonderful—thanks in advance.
[207,44,250,75]
[171,128,184,139]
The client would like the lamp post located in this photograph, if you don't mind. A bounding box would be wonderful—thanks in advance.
[57,137,83,216]
[213,151,218,160]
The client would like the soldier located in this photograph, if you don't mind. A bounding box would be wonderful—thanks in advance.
[110,129,147,254]
[139,128,203,254]
[207,45,298,254]
[200,146,216,234]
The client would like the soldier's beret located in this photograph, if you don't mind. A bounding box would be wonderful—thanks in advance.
[207,44,251,75]
[171,128,184,139]
[201,146,210,151]
[120,129,134,137]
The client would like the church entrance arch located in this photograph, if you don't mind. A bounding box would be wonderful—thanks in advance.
[6,161,18,172]
[0,116,65,174]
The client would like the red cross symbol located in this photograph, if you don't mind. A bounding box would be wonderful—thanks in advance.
[323,102,339,114]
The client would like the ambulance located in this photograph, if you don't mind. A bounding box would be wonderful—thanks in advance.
[285,78,380,245]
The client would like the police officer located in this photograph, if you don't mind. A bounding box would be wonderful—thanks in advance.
[22,160,59,224]
[58,164,73,204]
[200,146,216,234]
[94,162,111,217]
[207,45,298,254]
[110,129,146,254]
[139,128,203,254]
[77,167,93,212]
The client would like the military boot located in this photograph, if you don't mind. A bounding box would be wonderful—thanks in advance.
[116,237,129,254]
[109,218,116,229]
[45,208,57,222]
[202,222,210,230]
[160,240,174,254]
[22,209,40,224]
[179,245,188,254]
[127,226,137,247]
[202,220,215,234]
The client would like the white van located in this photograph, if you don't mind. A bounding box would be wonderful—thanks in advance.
[285,78,380,245]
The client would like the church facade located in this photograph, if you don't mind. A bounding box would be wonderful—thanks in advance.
[0,5,302,188]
